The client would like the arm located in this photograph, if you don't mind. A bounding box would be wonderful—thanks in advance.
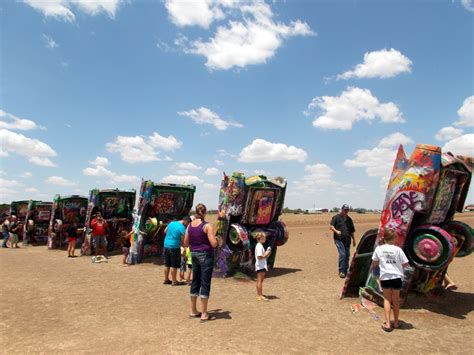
[183,227,189,248]
[204,223,218,248]
[256,249,272,260]
[329,216,341,236]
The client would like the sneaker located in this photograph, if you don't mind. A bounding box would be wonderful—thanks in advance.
[339,272,346,278]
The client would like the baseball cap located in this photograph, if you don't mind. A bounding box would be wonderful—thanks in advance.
[341,204,350,210]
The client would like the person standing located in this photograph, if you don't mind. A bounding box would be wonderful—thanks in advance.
[183,204,219,323]
[2,217,10,248]
[9,216,20,249]
[90,211,108,257]
[65,221,78,257]
[329,204,355,278]
[163,216,191,285]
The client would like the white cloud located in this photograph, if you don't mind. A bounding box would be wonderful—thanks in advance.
[106,136,159,163]
[161,175,204,185]
[203,183,217,189]
[344,132,413,178]
[42,34,58,49]
[174,162,202,171]
[215,159,224,166]
[454,96,474,127]
[337,48,412,80]
[0,109,40,130]
[443,134,474,157]
[90,156,110,166]
[164,0,225,28]
[149,132,182,151]
[238,138,307,163]
[169,0,314,70]
[205,167,219,176]
[0,178,22,197]
[461,0,474,12]
[178,107,243,131]
[0,129,57,166]
[46,176,76,186]
[23,0,122,22]
[435,126,464,141]
[106,132,182,163]
[25,187,39,193]
[306,87,405,130]
[82,161,139,184]
[19,172,33,178]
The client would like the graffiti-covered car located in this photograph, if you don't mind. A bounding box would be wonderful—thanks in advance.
[23,200,53,245]
[342,144,473,306]
[10,200,30,241]
[48,195,88,249]
[214,172,288,276]
[0,204,10,225]
[81,188,136,255]
[129,180,195,263]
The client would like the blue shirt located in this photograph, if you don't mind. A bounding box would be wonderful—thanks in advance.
[163,221,185,249]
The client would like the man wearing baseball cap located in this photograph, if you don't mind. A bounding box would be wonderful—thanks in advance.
[329,204,355,278]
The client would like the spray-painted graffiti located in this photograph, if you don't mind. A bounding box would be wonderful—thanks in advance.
[342,144,473,306]
[216,172,288,276]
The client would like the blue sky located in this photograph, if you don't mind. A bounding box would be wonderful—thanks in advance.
[1,0,473,209]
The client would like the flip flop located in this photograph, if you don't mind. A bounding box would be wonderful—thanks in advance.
[381,324,393,332]
[445,284,458,291]
[163,280,172,285]
[189,312,201,318]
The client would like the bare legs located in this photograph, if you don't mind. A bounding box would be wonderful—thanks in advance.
[67,241,75,257]
[383,288,401,329]
[190,295,209,320]
[164,267,178,283]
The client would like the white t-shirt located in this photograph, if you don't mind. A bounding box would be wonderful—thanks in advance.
[372,244,409,280]
[255,243,267,271]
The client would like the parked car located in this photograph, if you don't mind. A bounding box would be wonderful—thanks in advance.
[23,200,53,245]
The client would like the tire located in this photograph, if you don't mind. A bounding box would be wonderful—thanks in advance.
[442,220,473,257]
[406,225,455,271]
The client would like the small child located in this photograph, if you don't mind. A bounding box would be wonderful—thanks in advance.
[179,246,187,281]
[185,246,192,285]
[121,230,133,267]
[65,222,78,257]
[255,232,272,301]
[372,228,409,332]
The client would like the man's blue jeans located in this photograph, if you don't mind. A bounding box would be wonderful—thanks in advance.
[2,231,9,247]
[335,239,350,274]
[190,251,214,298]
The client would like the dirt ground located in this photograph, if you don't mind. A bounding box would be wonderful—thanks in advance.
[1,212,473,354]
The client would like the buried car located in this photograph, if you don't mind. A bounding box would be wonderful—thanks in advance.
[81,188,136,256]
[129,180,195,263]
[23,200,53,245]
[214,172,289,276]
[341,144,473,306]
[48,195,88,249]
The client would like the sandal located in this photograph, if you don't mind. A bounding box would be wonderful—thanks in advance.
[381,324,393,332]
[189,312,201,318]
[200,315,216,323]
[172,281,185,286]
[163,280,172,285]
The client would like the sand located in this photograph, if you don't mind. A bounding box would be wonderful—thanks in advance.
[1,212,473,354]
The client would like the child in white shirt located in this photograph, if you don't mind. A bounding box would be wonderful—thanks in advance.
[372,228,409,332]
[255,232,272,301]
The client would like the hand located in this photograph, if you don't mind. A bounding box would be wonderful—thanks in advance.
[352,239,356,247]
[337,230,342,236]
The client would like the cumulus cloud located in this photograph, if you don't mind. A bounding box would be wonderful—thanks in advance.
[46,176,76,186]
[167,0,314,70]
[454,96,474,127]
[161,175,204,185]
[165,0,225,28]
[19,172,33,178]
[23,0,123,22]
[174,162,202,171]
[149,132,183,151]
[306,87,405,130]
[337,48,412,80]
[435,126,464,141]
[106,131,182,163]
[238,138,307,163]
[205,167,219,176]
[0,178,22,196]
[42,34,58,49]
[461,0,474,12]
[0,129,57,167]
[82,161,139,185]
[178,107,243,131]
[443,134,474,157]
[0,109,41,130]
[344,132,413,178]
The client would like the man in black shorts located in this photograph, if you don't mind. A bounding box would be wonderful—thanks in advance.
[162,217,191,286]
